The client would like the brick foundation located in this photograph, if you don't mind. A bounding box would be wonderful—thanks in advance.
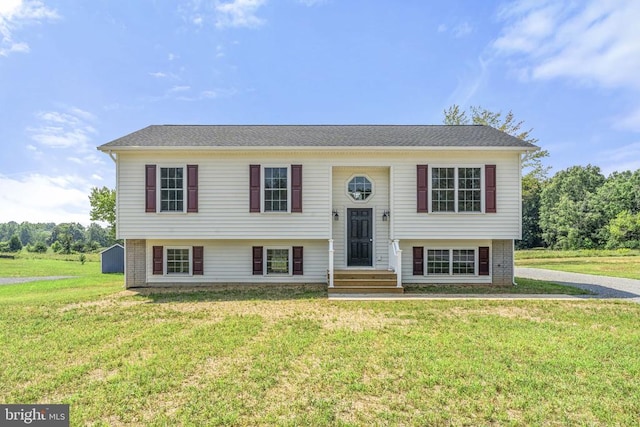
[491,239,514,286]
[125,239,146,288]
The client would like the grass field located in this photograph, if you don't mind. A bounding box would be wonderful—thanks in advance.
[516,249,640,280]
[1,256,640,425]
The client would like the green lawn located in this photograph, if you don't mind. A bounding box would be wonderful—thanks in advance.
[1,258,639,425]
[516,249,640,280]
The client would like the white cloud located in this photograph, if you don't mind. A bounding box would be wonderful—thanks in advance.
[0,0,59,57]
[453,22,472,38]
[297,0,326,6]
[215,0,266,29]
[178,0,266,30]
[0,173,94,224]
[437,21,473,38]
[599,141,640,175]
[613,107,640,133]
[28,108,97,150]
[493,0,640,90]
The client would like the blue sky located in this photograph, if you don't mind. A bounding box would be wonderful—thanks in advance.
[1,0,640,224]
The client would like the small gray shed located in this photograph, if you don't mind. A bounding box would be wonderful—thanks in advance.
[100,244,124,273]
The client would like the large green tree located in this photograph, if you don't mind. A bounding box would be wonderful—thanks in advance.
[539,165,606,249]
[443,105,549,179]
[89,187,116,240]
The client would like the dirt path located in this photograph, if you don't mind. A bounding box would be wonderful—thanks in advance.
[0,276,76,285]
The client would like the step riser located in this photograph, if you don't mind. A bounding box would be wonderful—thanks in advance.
[334,280,397,287]
[328,269,403,294]
[329,288,404,294]
[331,270,397,280]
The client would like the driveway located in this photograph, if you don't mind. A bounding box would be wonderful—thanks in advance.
[515,267,640,302]
[0,276,75,285]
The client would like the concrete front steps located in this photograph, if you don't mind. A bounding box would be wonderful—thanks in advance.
[328,269,404,294]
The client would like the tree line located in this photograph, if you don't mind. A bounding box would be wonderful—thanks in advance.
[0,222,116,254]
[522,166,640,250]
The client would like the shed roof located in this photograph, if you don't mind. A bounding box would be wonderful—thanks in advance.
[99,243,124,254]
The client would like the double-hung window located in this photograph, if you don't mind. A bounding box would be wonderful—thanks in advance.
[266,248,290,275]
[427,249,476,275]
[264,167,289,212]
[166,248,190,274]
[160,167,185,212]
[431,166,481,213]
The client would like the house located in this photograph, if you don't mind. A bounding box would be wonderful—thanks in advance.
[97,125,537,292]
[100,243,124,273]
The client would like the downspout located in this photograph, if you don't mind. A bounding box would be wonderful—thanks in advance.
[107,150,116,163]
[512,240,518,286]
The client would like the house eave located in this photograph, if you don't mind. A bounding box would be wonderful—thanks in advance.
[97,145,538,153]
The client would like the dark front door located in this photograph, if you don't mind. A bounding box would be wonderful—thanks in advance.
[347,208,373,266]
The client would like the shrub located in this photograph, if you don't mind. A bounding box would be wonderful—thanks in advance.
[8,235,22,252]
[606,211,640,249]
[26,242,48,253]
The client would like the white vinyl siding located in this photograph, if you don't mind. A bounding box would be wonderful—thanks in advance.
[116,152,330,240]
[145,239,326,284]
[116,150,522,242]
[400,239,492,285]
[392,152,522,240]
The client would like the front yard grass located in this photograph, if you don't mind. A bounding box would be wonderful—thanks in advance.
[406,277,591,295]
[516,249,640,280]
[1,260,639,425]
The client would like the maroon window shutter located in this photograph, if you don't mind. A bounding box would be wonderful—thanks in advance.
[291,165,302,213]
[479,246,490,276]
[252,246,263,275]
[485,165,496,213]
[417,165,428,213]
[292,246,303,275]
[187,165,198,213]
[152,246,163,275]
[145,165,157,213]
[413,247,424,275]
[250,165,261,213]
[192,246,204,275]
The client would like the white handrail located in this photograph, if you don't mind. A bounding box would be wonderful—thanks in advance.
[389,239,402,288]
[328,239,334,288]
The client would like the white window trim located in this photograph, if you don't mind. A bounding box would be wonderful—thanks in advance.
[165,246,192,276]
[264,246,292,276]
[425,247,478,276]
[157,165,187,214]
[345,173,375,204]
[429,165,484,214]
[261,165,291,214]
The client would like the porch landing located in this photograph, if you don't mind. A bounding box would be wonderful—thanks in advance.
[328,269,403,294]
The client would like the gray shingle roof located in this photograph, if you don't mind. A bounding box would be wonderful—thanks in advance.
[98,125,538,150]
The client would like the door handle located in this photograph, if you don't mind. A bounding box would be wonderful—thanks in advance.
[369,239,373,242]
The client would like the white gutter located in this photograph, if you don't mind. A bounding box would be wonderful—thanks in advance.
[97,145,538,153]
